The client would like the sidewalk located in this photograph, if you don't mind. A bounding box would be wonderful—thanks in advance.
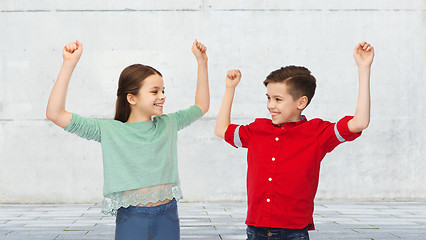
[1,202,425,239]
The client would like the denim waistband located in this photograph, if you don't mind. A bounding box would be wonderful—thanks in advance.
[118,199,177,215]
[248,225,308,232]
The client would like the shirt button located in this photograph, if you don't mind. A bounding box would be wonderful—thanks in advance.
[268,178,272,181]
[275,137,279,141]
[272,157,275,161]
[266,198,271,202]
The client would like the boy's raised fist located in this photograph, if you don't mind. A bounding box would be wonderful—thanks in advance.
[226,69,241,89]
[63,40,83,63]
[353,41,374,67]
[191,39,208,62]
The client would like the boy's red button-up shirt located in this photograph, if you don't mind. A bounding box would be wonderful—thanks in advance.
[224,116,361,230]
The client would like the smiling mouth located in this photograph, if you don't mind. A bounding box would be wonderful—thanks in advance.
[270,112,280,117]
[154,103,164,107]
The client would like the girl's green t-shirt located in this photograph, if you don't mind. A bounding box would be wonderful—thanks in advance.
[64,105,203,197]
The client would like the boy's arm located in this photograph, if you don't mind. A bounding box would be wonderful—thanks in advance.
[347,41,374,133]
[46,40,83,128]
[191,39,210,114]
[215,69,242,139]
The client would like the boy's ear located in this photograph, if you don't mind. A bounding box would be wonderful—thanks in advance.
[127,94,137,106]
[297,96,308,110]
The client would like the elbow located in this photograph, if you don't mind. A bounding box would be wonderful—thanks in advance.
[357,119,370,131]
[46,108,69,128]
[348,116,370,133]
[46,106,62,123]
[196,103,209,115]
[359,122,369,132]
[46,108,56,122]
[351,121,370,133]
[214,128,225,139]
[214,130,221,138]
[361,121,370,130]
[46,112,60,125]
[202,106,209,115]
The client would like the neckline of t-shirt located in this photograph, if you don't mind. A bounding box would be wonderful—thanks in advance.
[124,120,155,128]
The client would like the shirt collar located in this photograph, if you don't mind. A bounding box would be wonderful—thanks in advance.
[273,115,307,128]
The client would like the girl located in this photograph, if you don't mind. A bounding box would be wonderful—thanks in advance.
[46,39,209,240]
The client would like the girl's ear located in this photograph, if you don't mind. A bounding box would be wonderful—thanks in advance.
[298,96,308,110]
[127,94,136,106]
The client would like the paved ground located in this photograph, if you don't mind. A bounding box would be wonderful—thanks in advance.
[0,202,425,239]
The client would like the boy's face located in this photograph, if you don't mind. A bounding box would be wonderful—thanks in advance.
[266,82,304,125]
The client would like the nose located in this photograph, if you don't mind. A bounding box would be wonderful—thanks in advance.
[267,100,274,110]
[160,93,166,100]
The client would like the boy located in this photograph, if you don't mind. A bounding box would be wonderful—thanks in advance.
[215,42,374,240]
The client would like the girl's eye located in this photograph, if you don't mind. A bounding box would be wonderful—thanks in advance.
[151,91,158,94]
[162,90,165,94]
[276,98,282,101]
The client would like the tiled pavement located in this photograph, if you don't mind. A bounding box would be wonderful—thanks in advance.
[1,202,425,239]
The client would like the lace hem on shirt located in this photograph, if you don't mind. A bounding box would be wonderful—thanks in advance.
[101,183,183,215]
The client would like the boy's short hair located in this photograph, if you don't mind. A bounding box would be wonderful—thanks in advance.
[263,65,317,108]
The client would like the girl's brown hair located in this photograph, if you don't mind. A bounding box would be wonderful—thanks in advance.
[114,64,162,122]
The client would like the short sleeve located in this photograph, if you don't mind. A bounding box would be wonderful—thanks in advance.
[64,113,102,142]
[168,105,203,131]
[224,121,256,148]
[316,116,362,153]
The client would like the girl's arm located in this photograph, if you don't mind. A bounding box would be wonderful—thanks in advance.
[214,69,241,139]
[46,40,83,128]
[347,41,374,133]
[191,40,210,114]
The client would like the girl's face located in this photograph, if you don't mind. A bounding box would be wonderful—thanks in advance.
[130,74,166,120]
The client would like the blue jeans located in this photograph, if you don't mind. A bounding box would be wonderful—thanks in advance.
[115,199,180,240]
[246,225,309,240]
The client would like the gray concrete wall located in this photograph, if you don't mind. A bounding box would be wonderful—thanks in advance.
[0,1,425,203]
